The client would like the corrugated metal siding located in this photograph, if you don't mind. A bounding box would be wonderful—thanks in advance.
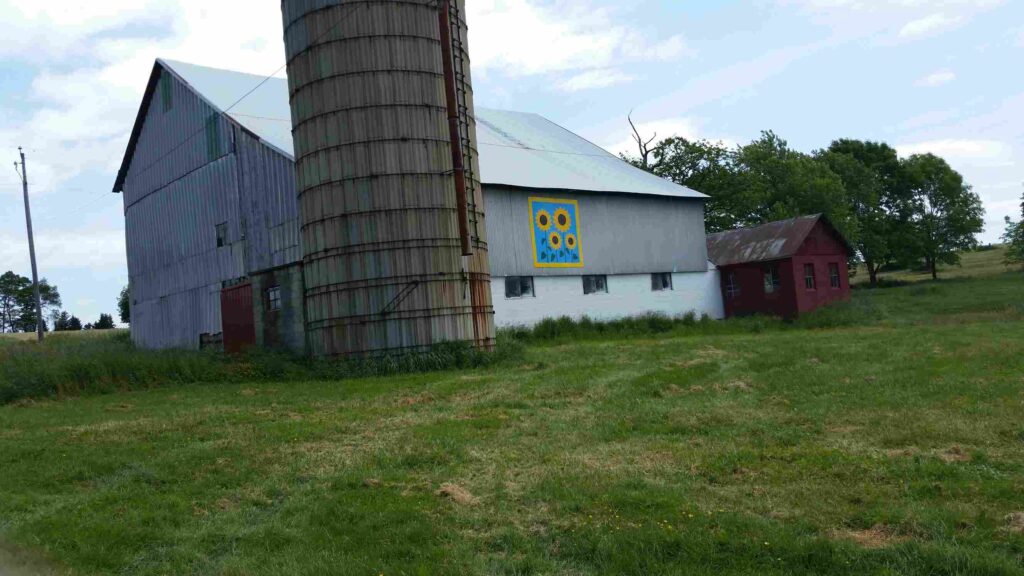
[122,67,232,209]
[485,186,710,277]
[123,68,300,350]
[234,126,302,272]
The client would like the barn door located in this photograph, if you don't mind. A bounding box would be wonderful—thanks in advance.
[221,282,256,354]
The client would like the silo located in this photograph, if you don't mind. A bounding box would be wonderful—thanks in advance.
[281,0,494,357]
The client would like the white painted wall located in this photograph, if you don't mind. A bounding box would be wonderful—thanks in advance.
[491,267,725,328]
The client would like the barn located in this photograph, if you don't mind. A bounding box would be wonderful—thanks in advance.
[706,215,854,318]
[113,59,723,352]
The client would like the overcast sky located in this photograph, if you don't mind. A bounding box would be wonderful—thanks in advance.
[1,0,1021,326]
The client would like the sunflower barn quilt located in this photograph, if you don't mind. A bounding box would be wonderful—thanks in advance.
[529,197,583,268]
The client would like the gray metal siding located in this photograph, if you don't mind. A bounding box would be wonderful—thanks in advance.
[123,68,232,209]
[123,69,301,350]
[485,186,709,277]
[235,126,302,272]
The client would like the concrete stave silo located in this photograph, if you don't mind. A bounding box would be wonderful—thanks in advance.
[281,0,494,357]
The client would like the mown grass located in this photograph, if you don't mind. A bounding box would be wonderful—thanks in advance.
[1,272,1023,575]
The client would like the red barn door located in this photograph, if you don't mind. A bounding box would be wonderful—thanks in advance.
[221,282,256,354]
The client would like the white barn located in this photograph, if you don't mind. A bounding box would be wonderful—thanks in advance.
[114,60,723,351]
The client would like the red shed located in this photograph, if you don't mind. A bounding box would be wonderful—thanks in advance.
[706,215,854,318]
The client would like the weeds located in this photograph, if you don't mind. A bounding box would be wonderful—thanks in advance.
[0,333,524,405]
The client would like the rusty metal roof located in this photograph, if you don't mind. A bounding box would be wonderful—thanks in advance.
[706,214,846,267]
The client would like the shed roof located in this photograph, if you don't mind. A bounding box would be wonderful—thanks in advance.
[114,59,703,200]
[706,215,852,267]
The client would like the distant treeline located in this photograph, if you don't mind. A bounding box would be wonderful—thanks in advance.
[625,129,987,284]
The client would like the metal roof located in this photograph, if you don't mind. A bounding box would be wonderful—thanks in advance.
[706,214,852,267]
[115,59,704,200]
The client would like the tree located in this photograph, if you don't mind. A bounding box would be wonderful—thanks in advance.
[54,311,72,331]
[118,285,131,325]
[627,113,666,172]
[902,154,985,279]
[642,137,746,232]
[731,131,857,242]
[0,271,61,333]
[94,314,116,330]
[68,315,83,331]
[1003,187,1024,270]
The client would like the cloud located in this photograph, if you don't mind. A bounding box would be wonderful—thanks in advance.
[0,229,125,270]
[465,1,692,78]
[915,70,956,87]
[896,139,1014,167]
[602,117,737,158]
[899,13,964,38]
[558,70,635,92]
[776,0,1003,43]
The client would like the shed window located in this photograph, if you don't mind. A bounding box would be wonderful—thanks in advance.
[215,222,228,248]
[763,265,781,294]
[267,286,281,312]
[505,276,534,299]
[829,263,842,289]
[725,272,740,299]
[804,264,816,290]
[651,273,673,292]
[583,275,608,295]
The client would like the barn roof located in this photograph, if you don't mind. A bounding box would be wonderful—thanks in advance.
[114,59,704,200]
[706,214,853,267]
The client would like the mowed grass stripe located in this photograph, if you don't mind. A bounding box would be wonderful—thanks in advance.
[2,314,1024,574]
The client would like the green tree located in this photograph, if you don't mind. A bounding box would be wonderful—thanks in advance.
[902,154,985,279]
[820,140,913,286]
[118,285,131,325]
[94,314,116,330]
[1003,187,1024,270]
[642,137,745,232]
[0,271,61,333]
[54,311,72,331]
[732,131,857,242]
[68,315,83,331]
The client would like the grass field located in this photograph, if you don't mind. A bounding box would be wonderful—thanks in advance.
[853,245,1013,284]
[1,272,1022,575]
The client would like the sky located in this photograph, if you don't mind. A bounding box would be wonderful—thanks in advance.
[0,0,1021,327]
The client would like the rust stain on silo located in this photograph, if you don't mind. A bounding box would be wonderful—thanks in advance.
[281,0,495,357]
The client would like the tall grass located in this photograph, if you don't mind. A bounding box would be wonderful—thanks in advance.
[0,332,523,405]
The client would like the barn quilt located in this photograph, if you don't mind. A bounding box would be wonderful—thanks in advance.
[529,197,583,268]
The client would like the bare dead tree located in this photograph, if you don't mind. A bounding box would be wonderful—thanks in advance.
[628,113,664,172]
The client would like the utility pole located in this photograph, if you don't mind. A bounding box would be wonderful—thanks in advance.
[15,147,44,342]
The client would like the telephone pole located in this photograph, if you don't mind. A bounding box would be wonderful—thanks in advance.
[15,147,44,342]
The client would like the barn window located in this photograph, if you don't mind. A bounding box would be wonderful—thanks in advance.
[159,73,173,112]
[763,265,781,294]
[583,275,608,295]
[215,222,228,248]
[267,286,282,312]
[829,263,842,289]
[651,273,673,291]
[505,276,534,299]
[804,264,816,290]
[725,272,740,299]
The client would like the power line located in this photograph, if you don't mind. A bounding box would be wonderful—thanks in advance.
[126,1,376,185]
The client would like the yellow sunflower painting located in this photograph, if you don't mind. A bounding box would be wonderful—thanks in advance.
[529,197,583,268]
[535,210,552,231]
[554,207,572,232]
[549,232,562,250]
